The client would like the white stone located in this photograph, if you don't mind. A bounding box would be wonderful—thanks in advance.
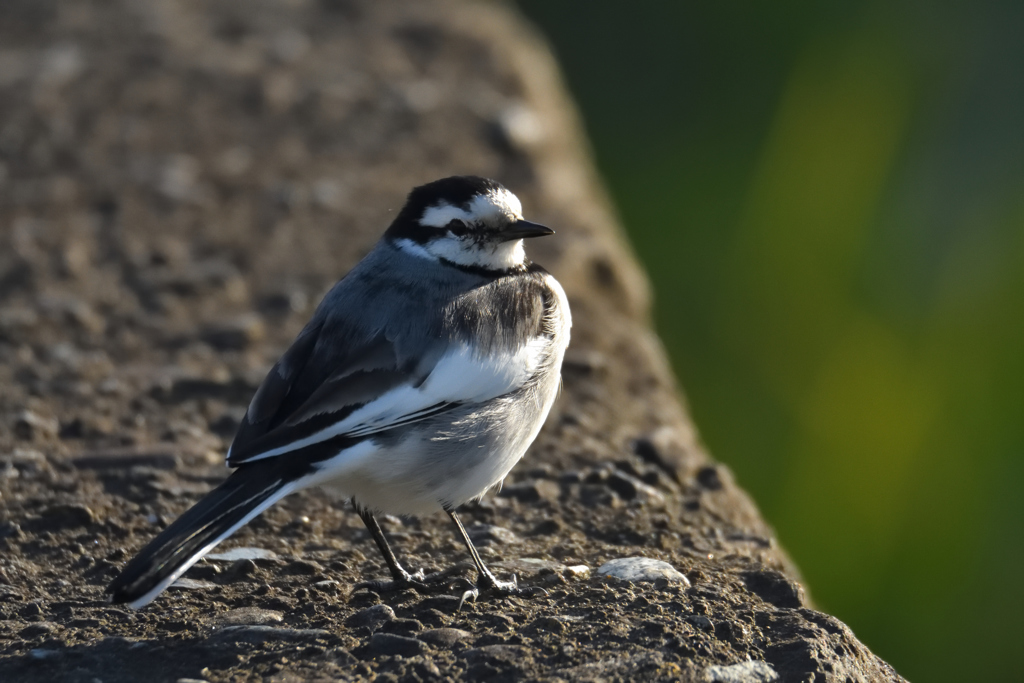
[565,565,591,579]
[596,557,690,585]
[703,660,779,683]
[169,578,217,591]
[206,547,278,562]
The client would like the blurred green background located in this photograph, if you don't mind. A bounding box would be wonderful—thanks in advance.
[516,1,1023,681]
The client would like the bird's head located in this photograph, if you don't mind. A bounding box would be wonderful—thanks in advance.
[386,176,553,271]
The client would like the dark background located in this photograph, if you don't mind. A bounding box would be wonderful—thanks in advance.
[517,1,1024,681]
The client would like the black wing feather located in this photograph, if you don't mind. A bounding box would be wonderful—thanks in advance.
[106,460,289,605]
[227,322,429,466]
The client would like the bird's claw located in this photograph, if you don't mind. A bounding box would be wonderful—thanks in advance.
[478,572,523,594]
[457,572,542,610]
[474,572,547,598]
[458,587,479,611]
[358,568,547,606]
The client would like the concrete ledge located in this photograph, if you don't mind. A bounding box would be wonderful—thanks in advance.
[0,1,904,680]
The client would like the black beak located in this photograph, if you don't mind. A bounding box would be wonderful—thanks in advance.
[501,220,555,241]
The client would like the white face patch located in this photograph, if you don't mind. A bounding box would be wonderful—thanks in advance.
[396,236,527,270]
[419,188,523,228]
[419,203,473,228]
[411,187,528,269]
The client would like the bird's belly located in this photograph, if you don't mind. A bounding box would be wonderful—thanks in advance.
[320,472,445,516]
[317,379,559,516]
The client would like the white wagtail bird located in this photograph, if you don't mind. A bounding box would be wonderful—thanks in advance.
[106,176,571,609]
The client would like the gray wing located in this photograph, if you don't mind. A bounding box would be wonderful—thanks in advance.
[226,260,553,469]
[226,319,449,467]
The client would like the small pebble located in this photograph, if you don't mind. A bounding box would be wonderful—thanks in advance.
[367,632,428,657]
[380,618,423,636]
[742,569,805,608]
[560,470,583,484]
[312,579,340,594]
[206,547,278,562]
[225,559,258,580]
[696,466,724,491]
[416,595,463,612]
[467,524,518,546]
[347,604,395,630]
[20,603,43,617]
[498,480,559,503]
[703,660,779,683]
[40,503,95,529]
[0,523,23,540]
[531,616,565,634]
[20,622,60,638]
[284,559,323,576]
[416,628,471,648]
[170,578,217,591]
[580,484,619,508]
[413,658,442,678]
[565,565,591,580]
[462,644,527,664]
[209,625,328,644]
[214,607,284,626]
[530,519,562,536]
[607,471,665,506]
[596,557,690,585]
[687,615,715,633]
[14,410,59,440]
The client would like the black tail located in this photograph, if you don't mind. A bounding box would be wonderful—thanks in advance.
[106,462,295,608]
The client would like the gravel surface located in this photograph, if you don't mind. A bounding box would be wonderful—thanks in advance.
[0,1,905,680]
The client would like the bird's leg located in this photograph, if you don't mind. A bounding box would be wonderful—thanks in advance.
[354,506,435,593]
[446,508,542,608]
[358,507,418,581]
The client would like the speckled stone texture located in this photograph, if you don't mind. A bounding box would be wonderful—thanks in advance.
[0,1,905,681]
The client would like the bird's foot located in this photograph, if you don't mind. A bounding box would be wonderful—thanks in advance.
[457,572,547,610]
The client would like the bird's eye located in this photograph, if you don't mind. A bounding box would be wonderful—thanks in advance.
[445,219,469,235]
